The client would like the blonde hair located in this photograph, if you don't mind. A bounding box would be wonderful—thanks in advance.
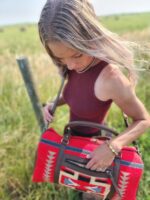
[38,0,137,84]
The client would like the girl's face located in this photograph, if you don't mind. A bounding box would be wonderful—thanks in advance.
[48,42,94,72]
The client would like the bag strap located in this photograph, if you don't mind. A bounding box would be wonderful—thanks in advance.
[50,69,68,116]
[106,157,121,199]
[54,128,71,182]
[42,69,68,132]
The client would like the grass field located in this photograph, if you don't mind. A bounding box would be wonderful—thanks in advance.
[0,12,150,200]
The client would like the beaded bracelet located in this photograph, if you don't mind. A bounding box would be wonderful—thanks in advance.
[106,140,119,156]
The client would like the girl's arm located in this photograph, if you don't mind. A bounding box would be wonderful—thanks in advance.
[106,70,150,152]
[86,65,150,170]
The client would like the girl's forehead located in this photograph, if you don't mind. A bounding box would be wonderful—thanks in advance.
[48,41,79,58]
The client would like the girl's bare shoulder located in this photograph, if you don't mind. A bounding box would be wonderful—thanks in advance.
[94,63,132,101]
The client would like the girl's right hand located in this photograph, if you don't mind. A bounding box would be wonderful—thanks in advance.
[43,102,54,124]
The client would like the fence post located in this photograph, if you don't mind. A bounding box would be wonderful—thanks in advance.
[16,56,46,133]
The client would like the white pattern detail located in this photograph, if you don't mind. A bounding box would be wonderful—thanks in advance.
[64,178,79,187]
[43,151,56,181]
[112,171,130,200]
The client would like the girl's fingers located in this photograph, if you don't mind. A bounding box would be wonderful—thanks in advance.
[90,164,99,171]
[45,114,53,122]
[43,106,54,123]
[45,109,52,118]
[86,158,96,169]
[96,167,107,172]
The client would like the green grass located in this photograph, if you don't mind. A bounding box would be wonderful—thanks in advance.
[0,12,150,200]
[100,12,150,34]
[0,24,41,56]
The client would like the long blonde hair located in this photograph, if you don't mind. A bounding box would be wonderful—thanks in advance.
[38,0,137,83]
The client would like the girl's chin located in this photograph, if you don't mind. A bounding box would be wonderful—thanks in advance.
[76,68,82,72]
[76,67,86,72]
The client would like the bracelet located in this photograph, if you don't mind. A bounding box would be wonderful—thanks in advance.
[106,140,119,156]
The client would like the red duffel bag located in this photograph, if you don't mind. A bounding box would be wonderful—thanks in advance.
[32,121,144,200]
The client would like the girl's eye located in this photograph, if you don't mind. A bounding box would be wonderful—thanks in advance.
[74,54,83,58]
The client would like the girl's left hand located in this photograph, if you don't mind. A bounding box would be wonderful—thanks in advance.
[85,142,115,171]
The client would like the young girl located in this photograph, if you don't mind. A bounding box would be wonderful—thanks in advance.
[39,0,150,199]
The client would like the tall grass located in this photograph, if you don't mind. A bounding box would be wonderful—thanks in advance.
[0,13,150,200]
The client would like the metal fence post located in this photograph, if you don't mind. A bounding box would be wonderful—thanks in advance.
[16,56,46,133]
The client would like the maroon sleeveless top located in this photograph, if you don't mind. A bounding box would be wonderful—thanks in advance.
[63,61,112,134]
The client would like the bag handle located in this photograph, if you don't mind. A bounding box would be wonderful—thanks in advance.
[64,121,119,136]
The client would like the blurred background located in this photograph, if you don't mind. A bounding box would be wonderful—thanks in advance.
[0,0,150,26]
[0,0,150,200]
